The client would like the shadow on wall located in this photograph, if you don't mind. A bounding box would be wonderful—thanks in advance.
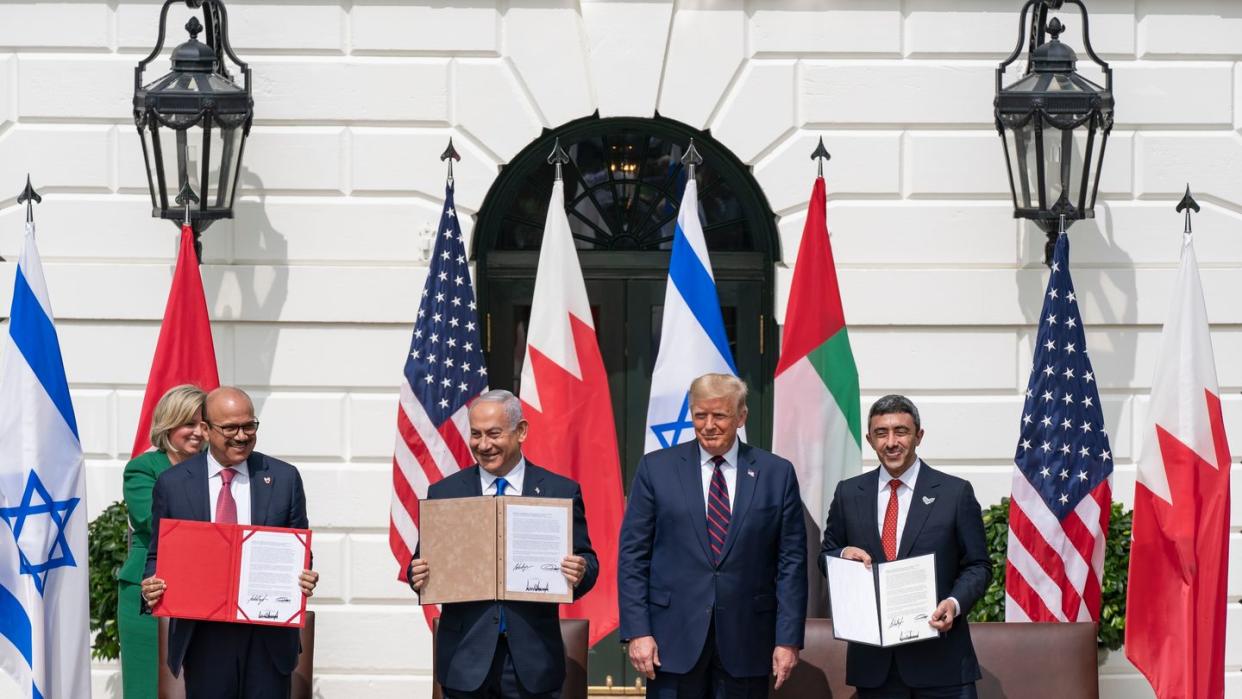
[204,166,289,412]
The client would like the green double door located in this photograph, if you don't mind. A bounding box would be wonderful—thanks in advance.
[480,252,775,687]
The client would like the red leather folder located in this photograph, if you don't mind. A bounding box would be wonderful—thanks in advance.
[153,518,312,628]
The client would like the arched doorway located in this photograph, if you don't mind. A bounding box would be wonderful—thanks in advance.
[472,114,781,686]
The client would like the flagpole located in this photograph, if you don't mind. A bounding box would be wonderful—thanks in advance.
[547,137,569,182]
[441,137,461,187]
[810,136,831,178]
[1177,184,1199,236]
[18,174,41,225]
[682,138,702,181]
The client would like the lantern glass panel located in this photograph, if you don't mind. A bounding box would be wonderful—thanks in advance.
[139,125,162,210]
[210,124,244,208]
[157,126,204,210]
[1002,115,1038,209]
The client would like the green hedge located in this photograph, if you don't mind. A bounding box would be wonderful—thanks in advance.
[967,496,1132,650]
[87,500,128,661]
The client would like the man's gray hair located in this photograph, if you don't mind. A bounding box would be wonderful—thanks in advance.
[868,394,921,431]
[473,389,524,428]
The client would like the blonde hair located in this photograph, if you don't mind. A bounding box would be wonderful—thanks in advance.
[688,373,749,415]
[150,384,207,454]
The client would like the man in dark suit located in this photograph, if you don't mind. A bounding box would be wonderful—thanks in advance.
[618,373,807,698]
[820,394,991,698]
[140,386,319,698]
[407,389,598,699]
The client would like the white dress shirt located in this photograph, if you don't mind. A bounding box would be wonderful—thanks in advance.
[480,456,526,496]
[207,451,251,525]
[875,458,959,617]
[699,439,740,512]
[876,458,922,554]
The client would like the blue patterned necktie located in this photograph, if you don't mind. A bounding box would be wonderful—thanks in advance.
[494,477,509,633]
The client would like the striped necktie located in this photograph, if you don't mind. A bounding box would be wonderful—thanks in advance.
[707,455,730,565]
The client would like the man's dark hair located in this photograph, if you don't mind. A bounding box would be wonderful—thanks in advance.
[868,394,921,432]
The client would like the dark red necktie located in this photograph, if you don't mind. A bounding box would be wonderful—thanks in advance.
[216,467,238,524]
[882,479,900,560]
[707,455,731,565]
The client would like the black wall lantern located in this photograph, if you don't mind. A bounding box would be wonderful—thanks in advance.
[995,0,1114,264]
[134,0,252,256]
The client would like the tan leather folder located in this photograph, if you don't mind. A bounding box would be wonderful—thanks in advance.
[419,496,573,605]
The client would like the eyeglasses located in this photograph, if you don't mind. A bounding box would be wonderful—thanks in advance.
[206,420,260,437]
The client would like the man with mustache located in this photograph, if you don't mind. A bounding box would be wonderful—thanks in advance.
[618,373,807,698]
[407,389,598,699]
[819,395,991,698]
[141,386,319,698]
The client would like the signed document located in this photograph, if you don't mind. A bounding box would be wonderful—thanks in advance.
[153,519,310,628]
[825,553,939,648]
[419,495,573,605]
[236,530,308,625]
[504,504,570,597]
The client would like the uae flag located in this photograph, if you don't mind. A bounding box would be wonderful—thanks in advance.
[1126,227,1231,699]
[519,179,625,645]
[772,176,861,528]
[130,224,220,458]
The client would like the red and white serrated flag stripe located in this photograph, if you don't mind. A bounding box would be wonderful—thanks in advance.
[1126,232,1231,699]
[519,180,625,646]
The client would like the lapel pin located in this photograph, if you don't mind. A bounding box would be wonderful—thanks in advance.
[534,486,541,495]
[264,476,272,485]
[747,469,756,478]
[922,496,935,505]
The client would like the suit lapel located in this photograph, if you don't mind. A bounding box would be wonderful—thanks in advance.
[675,442,713,563]
[718,443,757,564]
[249,453,272,526]
[898,463,941,560]
[182,454,211,522]
[858,471,885,561]
[523,463,546,497]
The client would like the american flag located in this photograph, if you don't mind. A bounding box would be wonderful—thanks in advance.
[1005,232,1113,623]
[389,182,488,606]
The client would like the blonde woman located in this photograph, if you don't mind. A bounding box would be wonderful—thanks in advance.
[117,384,207,698]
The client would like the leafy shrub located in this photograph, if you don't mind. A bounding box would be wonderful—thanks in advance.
[87,500,129,661]
[967,496,1132,650]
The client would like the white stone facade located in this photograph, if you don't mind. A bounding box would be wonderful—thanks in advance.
[0,1,1238,697]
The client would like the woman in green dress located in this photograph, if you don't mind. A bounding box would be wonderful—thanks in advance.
[118,384,207,698]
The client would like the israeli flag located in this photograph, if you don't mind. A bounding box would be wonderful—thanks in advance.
[0,222,91,698]
[644,179,745,453]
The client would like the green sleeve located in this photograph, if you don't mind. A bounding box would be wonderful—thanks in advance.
[123,451,169,548]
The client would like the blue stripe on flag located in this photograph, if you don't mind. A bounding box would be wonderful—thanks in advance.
[9,268,78,439]
[0,583,32,667]
[669,224,738,374]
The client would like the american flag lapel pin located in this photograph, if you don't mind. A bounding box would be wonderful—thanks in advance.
[264,476,272,485]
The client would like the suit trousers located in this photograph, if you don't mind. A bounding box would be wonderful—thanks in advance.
[856,656,977,699]
[443,636,560,699]
[645,619,769,699]
[181,621,291,699]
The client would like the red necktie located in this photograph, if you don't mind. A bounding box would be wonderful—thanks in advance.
[707,455,731,565]
[216,467,238,524]
[881,479,900,560]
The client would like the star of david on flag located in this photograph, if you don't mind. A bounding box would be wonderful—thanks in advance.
[0,218,91,699]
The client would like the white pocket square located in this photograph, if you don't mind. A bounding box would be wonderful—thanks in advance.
[922,496,936,505]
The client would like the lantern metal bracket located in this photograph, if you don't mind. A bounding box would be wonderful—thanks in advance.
[134,0,250,97]
[810,137,831,177]
[997,0,1112,96]
[1177,184,1199,236]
